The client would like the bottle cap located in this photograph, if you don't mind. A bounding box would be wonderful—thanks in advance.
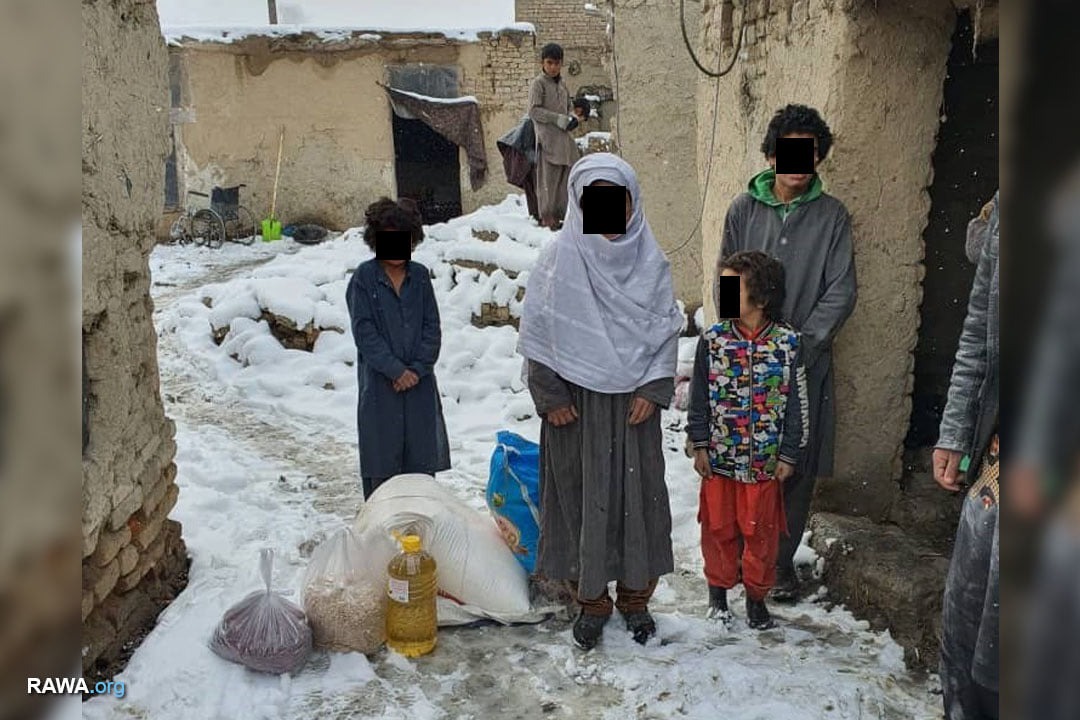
[401,535,422,553]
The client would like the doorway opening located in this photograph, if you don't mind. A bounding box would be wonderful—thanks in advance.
[387,64,464,225]
[391,115,462,225]
[906,10,998,448]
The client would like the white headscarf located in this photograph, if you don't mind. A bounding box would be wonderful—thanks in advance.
[517,153,683,394]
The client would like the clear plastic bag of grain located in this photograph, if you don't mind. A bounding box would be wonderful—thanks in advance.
[209,548,312,674]
[301,526,389,655]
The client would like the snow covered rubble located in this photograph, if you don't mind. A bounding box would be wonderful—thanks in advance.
[82,195,943,719]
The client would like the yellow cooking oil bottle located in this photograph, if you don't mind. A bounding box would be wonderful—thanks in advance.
[385,534,438,657]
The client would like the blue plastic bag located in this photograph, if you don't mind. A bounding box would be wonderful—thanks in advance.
[487,431,542,574]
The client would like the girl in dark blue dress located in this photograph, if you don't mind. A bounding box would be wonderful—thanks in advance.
[346,198,450,499]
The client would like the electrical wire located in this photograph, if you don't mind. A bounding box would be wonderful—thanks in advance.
[665,69,723,258]
[681,0,746,79]
[666,0,747,258]
[608,0,622,157]
[602,0,744,259]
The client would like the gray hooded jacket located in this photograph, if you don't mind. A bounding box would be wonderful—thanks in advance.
[937,191,999,476]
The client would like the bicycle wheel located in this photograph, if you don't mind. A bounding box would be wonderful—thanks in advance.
[227,205,257,245]
[192,209,226,249]
[169,214,192,245]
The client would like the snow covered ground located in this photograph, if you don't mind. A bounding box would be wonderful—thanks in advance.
[82,195,943,719]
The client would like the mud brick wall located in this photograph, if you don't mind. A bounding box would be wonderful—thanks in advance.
[463,29,539,186]
[469,30,537,108]
[516,0,609,48]
[458,29,540,208]
[82,0,188,679]
[610,0,703,304]
[697,0,957,517]
[171,28,537,228]
[515,0,612,91]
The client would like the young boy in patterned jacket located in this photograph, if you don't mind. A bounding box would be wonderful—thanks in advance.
[687,250,809,630]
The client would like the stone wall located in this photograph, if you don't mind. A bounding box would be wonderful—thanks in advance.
[611,0,703,305]
[82,0,188,679]
[169,29,536,232]
[697,0,956,518]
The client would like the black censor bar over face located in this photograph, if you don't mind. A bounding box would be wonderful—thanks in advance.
[375,230,412,261]
[581,184,628,235]
[774,137,816,174]
[716,276,741,319]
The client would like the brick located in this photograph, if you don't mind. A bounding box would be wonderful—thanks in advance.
[115,563,145,594]
[149,469,178,510]
[91,558,121,603]
[141,480,168,518]
[116,532,167,593]
[82,590,96,622]
[83,516,103,560]
[138,432,163,467]
[118,544,139,575]
[133,512,165,552]
[90,525,131,568]
[108,485,144,531]
[161,482,179,517]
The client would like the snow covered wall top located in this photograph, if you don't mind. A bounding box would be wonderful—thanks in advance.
[162,22,536,46]
[158,0,528,44]
[158,0,517,27]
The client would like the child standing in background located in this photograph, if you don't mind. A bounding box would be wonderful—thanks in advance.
[687,251,808,630]
[528,43,580,230]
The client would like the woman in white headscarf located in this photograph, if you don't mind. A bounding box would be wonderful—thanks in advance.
[518,153,684,650]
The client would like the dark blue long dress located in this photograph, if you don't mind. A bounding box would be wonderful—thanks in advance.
[346,259,451,498]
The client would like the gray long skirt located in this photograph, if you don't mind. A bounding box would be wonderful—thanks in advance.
[536,384,675,601]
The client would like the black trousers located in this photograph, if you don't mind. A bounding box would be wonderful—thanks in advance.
[362,476,389,501]
[776,469,817,577]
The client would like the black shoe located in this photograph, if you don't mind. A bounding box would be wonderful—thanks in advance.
[624,610,657,645]
[746,597,776,630]
[706,586,734,627]
[572,611,607,650]
[770,568,799,604]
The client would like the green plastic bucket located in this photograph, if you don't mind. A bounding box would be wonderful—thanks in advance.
[261,218,282,241]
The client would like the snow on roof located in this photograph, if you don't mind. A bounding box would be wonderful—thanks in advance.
[157,0,519,28]
[388,88,479,105]
[163,22,535,46]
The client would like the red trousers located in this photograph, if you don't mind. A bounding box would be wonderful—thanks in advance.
[699,475,787,602]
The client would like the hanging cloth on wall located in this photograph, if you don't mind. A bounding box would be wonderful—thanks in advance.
[380,83,489,191]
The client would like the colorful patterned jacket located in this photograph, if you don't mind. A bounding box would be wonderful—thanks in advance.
[686,320,809,483]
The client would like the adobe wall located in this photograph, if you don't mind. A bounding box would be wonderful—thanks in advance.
[697,0,956,518]
[82,0,188,678]
[459,31,540,193]
[170,30,536,230]
[611,0,703,305]
[515,0,611,90]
